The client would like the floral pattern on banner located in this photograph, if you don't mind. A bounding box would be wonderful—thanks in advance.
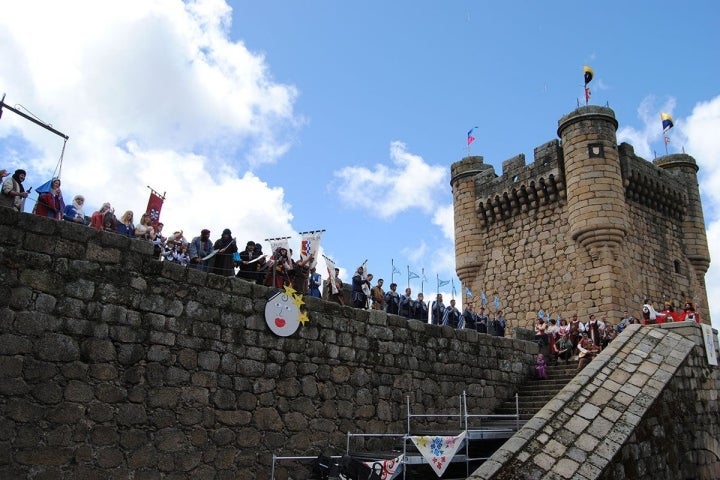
[410,432,466,477]
[363,454,403,480]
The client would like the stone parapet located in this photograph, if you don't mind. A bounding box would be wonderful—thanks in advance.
[0,207,538,480]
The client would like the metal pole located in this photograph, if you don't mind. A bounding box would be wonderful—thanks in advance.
[0,98,69,140]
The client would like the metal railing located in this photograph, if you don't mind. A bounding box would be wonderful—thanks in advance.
[270,391,522,479]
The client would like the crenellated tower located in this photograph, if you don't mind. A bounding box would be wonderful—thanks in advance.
[451,156,495,290]
[451,105,712,329]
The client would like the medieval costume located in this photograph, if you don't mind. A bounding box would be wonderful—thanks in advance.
[209,229,237,277]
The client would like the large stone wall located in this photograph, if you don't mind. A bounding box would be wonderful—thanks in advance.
[0,208,537,479]
[452,106,711,330]
[470,322,720,480]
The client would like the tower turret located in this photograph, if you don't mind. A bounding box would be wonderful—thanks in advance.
[557,106,627,262]
[451,156,495,291]
[654,153,711,298]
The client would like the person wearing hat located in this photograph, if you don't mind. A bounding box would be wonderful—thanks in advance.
[0,168,29,212]
[236,240,259,281]
[188,229,213,272]
[209,228,237,277]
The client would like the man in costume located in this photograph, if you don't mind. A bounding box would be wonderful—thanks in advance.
[398,287,413,318]
[442,299,462,328]
[413,292,428,322]
[431,293,445,325]
[384,283,400,315]
[370,278,386,310]
[209,229,237,277]
[0,169,29,212]
[308,267,322,298]
[188,229,213,272]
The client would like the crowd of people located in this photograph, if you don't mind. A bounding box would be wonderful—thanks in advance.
[530,299,699,375]
[1,168,701,349]
[532,312,627,371]
[345,268,507,336]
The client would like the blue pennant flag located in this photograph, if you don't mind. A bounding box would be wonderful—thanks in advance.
[538,308,545,319]
[465,287,472,298]
[481,291,487,306]
[35,178,55,194]
[438,279,451,288]
[494,296,500,310]
[408,270,420,280]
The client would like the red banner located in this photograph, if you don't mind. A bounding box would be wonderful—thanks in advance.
[145,192,164,227]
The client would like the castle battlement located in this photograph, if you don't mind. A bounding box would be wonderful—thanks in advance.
[451,105,711,329]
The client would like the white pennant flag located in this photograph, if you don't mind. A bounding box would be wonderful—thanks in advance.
[268,237,291,255]
[410,432,466,477]
[323,254,339,294]
[300,230,324,268]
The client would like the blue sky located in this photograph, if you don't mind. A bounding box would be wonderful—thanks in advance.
[1,1,720,330]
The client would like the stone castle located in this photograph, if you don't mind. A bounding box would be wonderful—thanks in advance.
[451,105,711,330]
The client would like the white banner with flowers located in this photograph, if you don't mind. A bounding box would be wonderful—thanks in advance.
[410,432,466,477]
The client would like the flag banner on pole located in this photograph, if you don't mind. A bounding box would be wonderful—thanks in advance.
[494,295,500,310]
[661,112,674,132]
[664,136,670,145]
[409,270,420,280]
[467,126,478,146]
[363,454,403,480]
[392,263,401,275]
[583,66,594,103]
[481,291,487,306]
[145,191,164,228]
[465,287,472,298]
[410,432,466,477]
[300,230,324,268]
[538,308,545,319]
[322,254,338,294]
[438,279,451,288]
[267,237,291,254]
[35,178,55,194]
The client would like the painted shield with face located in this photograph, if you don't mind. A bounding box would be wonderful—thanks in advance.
[264,291,301,337]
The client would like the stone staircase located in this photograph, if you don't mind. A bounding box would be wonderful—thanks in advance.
[494,361,577,422]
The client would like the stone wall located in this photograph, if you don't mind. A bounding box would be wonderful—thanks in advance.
[469,322,720,480]
[0,207,537,479]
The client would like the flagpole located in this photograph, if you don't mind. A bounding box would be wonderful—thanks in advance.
[421,268,425,295]
[391,259,395,285]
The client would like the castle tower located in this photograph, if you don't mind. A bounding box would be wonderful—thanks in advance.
[655,153,711,309]
[451,156,495,293]
[557,106,628,263]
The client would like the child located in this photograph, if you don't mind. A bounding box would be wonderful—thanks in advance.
[535,353,548,380]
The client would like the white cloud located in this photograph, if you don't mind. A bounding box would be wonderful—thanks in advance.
[619,95,720,332]
[617,96,677,159]
[333,141,447,219]
[0,0,300,248]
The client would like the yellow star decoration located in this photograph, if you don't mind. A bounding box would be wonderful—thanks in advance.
[283,284,308,324]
